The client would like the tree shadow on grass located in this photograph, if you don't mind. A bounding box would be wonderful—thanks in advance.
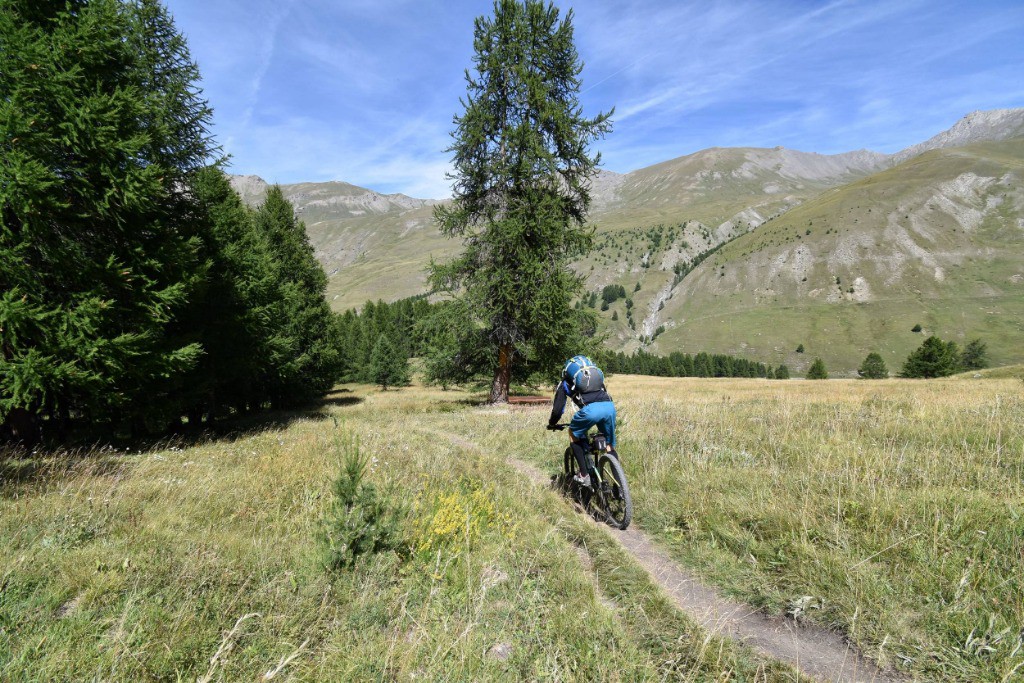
[0,449,130,491]
[0,392,365,494]
[320,395,364,408]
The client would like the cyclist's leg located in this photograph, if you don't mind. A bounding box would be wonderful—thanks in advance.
[589,402,617,451]
[569,439,588,474]
[569,405,598,473]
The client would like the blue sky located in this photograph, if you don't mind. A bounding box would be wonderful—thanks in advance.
[164,0,1024,198]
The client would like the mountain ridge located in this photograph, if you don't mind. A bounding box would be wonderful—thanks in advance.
[232,108,1024,206]
[892,108,1024,164]
[228,107,1024,371]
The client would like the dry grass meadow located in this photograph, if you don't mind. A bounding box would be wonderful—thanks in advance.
[1,373,1021,681]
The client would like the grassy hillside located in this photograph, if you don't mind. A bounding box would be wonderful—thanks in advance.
[628,138,1024,372]
[230,176,450,310]
[958,363,1024,380]
[594,146,887,232]
[234,146,886,312]
[3,376,1021,681]
[230,131,1024,370]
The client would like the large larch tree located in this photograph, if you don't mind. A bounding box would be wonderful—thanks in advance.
[431,0,612,403]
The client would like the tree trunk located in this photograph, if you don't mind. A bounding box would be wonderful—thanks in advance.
[2,408,41,448]
[489,344,512,404]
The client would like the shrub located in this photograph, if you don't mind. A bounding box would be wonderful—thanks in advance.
[414,480,508,555]
[911,323,922,333]
[321,436,407,571]
[795,344,805,353]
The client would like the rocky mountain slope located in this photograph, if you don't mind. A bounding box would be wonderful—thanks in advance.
[229,176,444,305]
[232,108,1024,371]
[232,146,894,308]
[892,108,1024,164]
[611,138,1024,374]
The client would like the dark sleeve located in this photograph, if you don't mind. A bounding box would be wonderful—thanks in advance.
[549,382,567,426]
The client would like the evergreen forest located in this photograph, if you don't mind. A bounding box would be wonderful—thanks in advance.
[0,1,342,444]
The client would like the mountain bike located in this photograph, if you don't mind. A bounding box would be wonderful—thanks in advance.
[548,424,632,530]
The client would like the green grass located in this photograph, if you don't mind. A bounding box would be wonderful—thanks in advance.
[4,375,1020,681]
[0,385,800,681]
[445,375,1024,682]
[957,364,1024,380]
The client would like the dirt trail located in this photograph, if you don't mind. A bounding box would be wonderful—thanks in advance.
[616,527,902,683]
[433,428,905,683]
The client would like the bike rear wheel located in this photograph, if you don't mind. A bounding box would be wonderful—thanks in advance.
[595,453,632,529]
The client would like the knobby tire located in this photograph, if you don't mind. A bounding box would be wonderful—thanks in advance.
[595,454,632,530]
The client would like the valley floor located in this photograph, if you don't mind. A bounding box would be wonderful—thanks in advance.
[1,375,1021,681]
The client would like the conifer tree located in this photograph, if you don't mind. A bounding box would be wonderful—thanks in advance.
[806,358,828,379]
[417,300,490,389]
[369,334,410,391]
[960,339,988,371]
[1,0,215,440]
[431,0,612,403]
[253,187,344,406]
[775,364,790,379]
[181,167,280,420]
[901,336,960,378]
[694,353,713,377]
[857,352,889,379]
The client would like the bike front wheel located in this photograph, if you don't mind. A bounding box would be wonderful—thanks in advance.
[595,453,632,530]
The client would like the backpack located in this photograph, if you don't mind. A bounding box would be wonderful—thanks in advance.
[563,355,605,393]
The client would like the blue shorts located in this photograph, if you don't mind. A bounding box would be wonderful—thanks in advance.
[570,401,616,447]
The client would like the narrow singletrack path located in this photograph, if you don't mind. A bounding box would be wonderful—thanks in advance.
[430,428,906,683]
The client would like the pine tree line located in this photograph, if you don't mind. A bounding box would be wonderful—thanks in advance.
[1,1,341,444]
[599,350,781,379]
[899,336,987,378]
[334,297,433,385]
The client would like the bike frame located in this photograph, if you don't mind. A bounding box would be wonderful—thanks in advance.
[582,433,612,484]
[549,422,632,530]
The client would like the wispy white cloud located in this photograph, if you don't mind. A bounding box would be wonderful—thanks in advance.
[239,0,298,129]
[167,0,1024,196]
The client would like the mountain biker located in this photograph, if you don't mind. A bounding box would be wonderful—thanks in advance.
[547,355,616,488]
